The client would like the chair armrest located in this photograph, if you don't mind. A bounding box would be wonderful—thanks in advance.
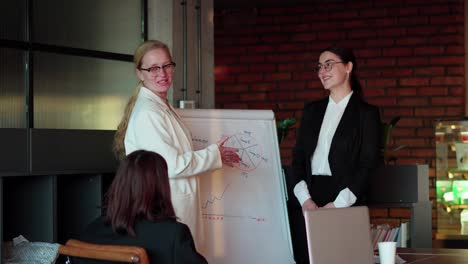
[60,239,149,264]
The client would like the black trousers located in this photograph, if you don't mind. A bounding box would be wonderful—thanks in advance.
[287,201,309,264]
[288,174,340,263]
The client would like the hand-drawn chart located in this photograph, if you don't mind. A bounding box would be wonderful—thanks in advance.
[177,108,294,264]
[201,181,267,223]
[202,183,230,210]
[199,131,269,223]
[222,131,267,172]
[194,130,268,172]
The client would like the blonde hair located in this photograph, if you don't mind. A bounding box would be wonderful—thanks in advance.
[113,40,172,159]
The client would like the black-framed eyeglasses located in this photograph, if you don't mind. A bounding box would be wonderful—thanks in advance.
[139,62,176,75]
[315,61,344,73]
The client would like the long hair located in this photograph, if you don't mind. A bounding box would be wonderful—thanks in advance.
[105,150,176,236]
[320,46,363,97]
[113,40,173,159]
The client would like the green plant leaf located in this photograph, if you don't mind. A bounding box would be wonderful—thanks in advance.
[382,123,391,150]
[277,118,297,144]
[389,116,401,127]
[278,118,296,130]
[392,145,407,152]
[381,116,406,164]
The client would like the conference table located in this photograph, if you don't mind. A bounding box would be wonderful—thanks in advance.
[396,248,468,263]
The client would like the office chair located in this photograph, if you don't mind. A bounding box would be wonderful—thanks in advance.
[58,239,150,264]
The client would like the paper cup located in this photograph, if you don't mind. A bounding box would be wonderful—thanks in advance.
[378,241,396,264]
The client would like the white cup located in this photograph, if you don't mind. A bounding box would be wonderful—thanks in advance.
[378,241,396,264]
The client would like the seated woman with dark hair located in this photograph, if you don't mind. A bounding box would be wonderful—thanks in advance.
[76,150,207,264]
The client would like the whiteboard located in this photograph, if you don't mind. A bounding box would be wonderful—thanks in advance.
[177,109,295,264]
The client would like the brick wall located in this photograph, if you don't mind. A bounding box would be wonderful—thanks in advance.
[214,0,464,238]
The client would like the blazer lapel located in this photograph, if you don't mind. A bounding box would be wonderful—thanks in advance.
[330,94,360,155]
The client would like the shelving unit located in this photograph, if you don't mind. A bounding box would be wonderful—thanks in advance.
[368,164,432,248]
[435,120,468,244]
[0,129,117,261]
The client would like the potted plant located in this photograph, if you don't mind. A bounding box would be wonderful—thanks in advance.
[277,118,296,144]
[381,116,407,164]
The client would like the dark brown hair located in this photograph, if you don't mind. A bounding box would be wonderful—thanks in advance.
[320,45,363,97]
[105,150,176,236]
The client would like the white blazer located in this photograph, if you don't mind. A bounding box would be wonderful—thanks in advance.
[124,87,222,247]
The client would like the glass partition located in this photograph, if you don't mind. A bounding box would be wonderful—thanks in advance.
[34,52,137,129]
[0,0,27,41]
[33,0,141,54]
[0,48,27,128]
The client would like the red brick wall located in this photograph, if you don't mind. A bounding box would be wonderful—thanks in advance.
[214,0,464,237]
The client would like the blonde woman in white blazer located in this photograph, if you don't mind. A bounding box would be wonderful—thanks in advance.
[113,40,240,250]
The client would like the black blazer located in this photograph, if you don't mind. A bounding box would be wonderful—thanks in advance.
[292,93,381,206]
[74,217,207,264]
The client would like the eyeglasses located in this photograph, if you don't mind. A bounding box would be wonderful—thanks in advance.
[315,61,344,73]
[139,62,176,75]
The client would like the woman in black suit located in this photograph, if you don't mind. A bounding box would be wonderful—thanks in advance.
[290,46,381,263]
[77,150,207,264]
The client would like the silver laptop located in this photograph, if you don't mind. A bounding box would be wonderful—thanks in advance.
[304,206,374,264]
